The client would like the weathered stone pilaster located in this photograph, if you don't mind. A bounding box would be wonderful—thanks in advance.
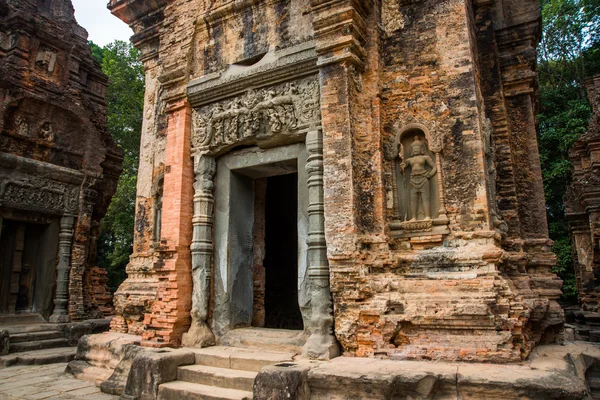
[182,155,216,348]
[50,215,75,323]
[303,130,339,360]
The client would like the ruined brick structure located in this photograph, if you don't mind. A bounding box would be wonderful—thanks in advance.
[109,0,563,363]
[0,0,122,322]
[567,75,600,312]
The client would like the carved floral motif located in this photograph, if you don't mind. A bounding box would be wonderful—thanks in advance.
[191,77,320,151]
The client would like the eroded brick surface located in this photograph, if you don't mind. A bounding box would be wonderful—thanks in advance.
[109,0,564,363]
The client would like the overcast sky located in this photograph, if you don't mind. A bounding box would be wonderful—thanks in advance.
[71,0,133,46]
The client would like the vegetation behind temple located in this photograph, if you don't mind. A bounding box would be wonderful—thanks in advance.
[538,0,600,301]
[90,40,144,292]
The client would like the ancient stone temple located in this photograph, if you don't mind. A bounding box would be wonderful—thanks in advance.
[0,0,122,322]
[567,75,600,313]
[108,0,564,365]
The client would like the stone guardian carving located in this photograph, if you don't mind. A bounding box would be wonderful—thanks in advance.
[391,125,449,235]
[399,136,437,221]
[182,156,217,347]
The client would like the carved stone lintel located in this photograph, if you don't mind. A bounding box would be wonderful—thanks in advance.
[191,76,320,154]
[302,130,340,360]
[182,155,217,348]
[49,215,75,323]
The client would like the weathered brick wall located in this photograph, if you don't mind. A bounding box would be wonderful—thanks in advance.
[109,0,315,342]
[0,0,122,321]
[110,0,564,362]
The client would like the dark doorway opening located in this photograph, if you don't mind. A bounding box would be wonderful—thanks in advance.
[263,173,303,330]
[0,220,18,314]
[0,219,59,318]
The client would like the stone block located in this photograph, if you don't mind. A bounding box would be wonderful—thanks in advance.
[121,348,195,400]
[0,330,8,355]
[254,362,312,400]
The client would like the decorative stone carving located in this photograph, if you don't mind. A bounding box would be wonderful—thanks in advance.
[0,177,79,215]
[302,130,340,360]
[182,155,217,348]
[399,136,437,221]
[390,123,448,238]
[49,215,75,323]
[39,122,54,142]
[35,46,58,74]
[14,116,28,136]
[400,219,432,232]
[191,77,320,153]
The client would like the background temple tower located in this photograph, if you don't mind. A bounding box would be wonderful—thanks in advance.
[0,0,122,322]
[567,75,600,314]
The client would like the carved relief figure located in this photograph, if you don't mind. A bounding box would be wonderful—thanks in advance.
[39,122,54,142]
[400,136,437,221]
[14,116,28,136]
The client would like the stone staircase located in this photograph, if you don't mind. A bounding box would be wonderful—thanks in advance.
[0,314,109,368]
[158,346,296,400]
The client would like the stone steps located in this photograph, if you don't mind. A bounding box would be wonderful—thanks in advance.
[0,347,76,368]
[9,330,65,343]
[4,323,62,334]
[1,318,111,368]
[0,313,45,325]
[158,381,252,400]
[191,346,295,372]
[178,365,257,392]
[9,337,70,353]
[157,345,295,400]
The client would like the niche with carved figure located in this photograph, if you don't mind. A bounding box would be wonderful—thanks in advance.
[391,124,448,236]
[152,177,164,244]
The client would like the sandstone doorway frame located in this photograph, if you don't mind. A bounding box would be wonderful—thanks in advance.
[211,143,309,336]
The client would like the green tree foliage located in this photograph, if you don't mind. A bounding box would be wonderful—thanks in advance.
[538,0,600,301]
[91,40,144,292]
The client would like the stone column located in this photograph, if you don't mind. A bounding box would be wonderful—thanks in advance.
[182,155,216,347]
[303,130,340,360]
[429,140,448,221]
[50,215,75,323]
